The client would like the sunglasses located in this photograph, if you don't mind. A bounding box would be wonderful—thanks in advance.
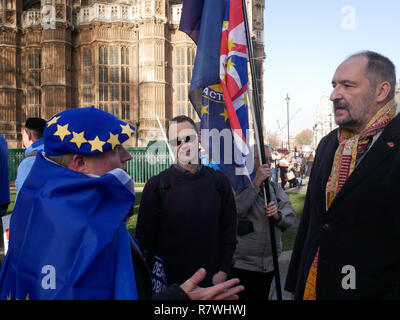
[169,134,197,147]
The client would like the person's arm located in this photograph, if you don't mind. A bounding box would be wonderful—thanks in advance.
[181,268,243,300]
[15,158,33,194]
[273,182,297,230]
[152,268,244,300]
[214,172,237,283]
[234,164,270,217]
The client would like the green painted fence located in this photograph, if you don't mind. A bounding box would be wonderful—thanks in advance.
[8,141,173,184]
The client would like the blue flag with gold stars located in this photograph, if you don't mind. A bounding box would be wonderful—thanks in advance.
[200,84,253,192]
[0,152,138,300]
[179,0,226,117]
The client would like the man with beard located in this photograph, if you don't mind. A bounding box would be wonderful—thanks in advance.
[136,115,237,290]
[285,51,400,299]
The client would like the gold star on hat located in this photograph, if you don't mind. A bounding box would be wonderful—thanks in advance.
[107,132,120,149]
[88,136,106,152]
[54,123,71,141]
[120,124,134,137]
[70,131,88,149]
[47,115,61,128]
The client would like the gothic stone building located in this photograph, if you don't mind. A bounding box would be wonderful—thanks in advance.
[0,0,265,148]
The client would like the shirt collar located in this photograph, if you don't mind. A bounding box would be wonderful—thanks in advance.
[173,163,203,174]
[25,138,44,156]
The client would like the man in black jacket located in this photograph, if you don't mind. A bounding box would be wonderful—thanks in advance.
[285,51,400,299]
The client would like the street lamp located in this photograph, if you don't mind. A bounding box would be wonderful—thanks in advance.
[285,93,290,152]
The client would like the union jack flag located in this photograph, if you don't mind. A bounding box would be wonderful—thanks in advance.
[219,0,251,178]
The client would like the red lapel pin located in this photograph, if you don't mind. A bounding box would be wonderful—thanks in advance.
[387,142,395,148]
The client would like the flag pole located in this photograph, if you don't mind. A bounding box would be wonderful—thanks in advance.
[156,114,175,163]
[242,0,283,300]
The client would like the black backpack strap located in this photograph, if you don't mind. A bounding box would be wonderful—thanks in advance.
[203,166,224,202]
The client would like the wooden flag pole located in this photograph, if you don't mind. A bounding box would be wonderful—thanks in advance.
[242,0,283,300]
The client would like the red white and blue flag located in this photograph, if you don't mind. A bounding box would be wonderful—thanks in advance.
[219,0,251,179]
[180,0,254,191]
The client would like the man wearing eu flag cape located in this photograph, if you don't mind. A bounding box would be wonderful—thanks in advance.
[0,106,244,300]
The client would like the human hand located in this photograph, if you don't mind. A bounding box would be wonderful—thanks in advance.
[253,164,270,186]
[180,268,244,300]
[212,271,227,285]
[265,201,279,221]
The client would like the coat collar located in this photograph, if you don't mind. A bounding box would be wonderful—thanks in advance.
[328,113,400,210]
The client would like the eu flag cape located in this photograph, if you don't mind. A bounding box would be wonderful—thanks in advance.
[0,152,138,300]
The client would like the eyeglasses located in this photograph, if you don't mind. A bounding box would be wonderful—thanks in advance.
[169,134,197,147]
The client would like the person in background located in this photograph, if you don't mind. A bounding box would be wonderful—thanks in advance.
[15,117,46,195]
[270,148,280,184]
[232,145,296,299]
[278,155,289,189]
[305,153,314,177]
[0,134,9,217]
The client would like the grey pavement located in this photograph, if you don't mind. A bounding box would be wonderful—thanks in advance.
[269,250,293,300]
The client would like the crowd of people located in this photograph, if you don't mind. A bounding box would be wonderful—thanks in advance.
[0,50,399,300]
[269,149,314,190]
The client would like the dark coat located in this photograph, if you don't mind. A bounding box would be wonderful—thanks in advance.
[285,113,400,300]
[136,165,237,287]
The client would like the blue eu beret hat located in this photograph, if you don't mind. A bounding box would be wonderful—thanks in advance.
[44,106,135,156]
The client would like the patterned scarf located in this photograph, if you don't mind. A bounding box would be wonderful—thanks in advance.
[325,100,396,209]
[303,99,396,300]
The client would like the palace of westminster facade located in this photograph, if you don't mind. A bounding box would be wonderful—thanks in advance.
[0,0,265,147]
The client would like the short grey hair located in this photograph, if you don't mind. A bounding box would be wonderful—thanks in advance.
[46,154,74,168]
[349,51,396,102]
